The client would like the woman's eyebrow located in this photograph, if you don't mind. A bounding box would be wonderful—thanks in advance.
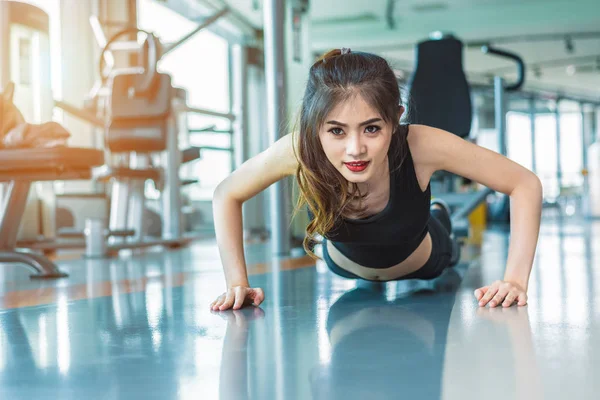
[325,118,383,127]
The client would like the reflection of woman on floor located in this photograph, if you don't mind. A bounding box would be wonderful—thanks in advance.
[444,305,543,400]
[309,288,542,400]
[210,49,543,312]
[214,289,456,400]
[217,308,265,400]
[309,288,456,400]
[216,287,542,400]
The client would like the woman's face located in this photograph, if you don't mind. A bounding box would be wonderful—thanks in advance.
[318,94,398,188]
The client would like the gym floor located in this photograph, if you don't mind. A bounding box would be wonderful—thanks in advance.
[0,219,598,399]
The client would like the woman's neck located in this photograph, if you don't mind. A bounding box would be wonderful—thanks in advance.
[353,155,390,196]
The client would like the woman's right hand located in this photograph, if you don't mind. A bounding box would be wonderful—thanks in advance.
[210,286,265,311]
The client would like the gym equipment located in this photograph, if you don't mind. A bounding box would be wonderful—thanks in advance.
[1,1,57,242]
[2,2,233,260]
[0,147,104,278]
[0,2,109,278]
[408,35,472,139]
[408,33,486,238]
[52,12,234,252]
[408,33,525,237]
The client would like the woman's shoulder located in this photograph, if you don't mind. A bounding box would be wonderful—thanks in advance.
[405,124,434,156]
[279,132,301,176]
[403,124,442,172]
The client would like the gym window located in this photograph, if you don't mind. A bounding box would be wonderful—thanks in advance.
[138,0,232,201]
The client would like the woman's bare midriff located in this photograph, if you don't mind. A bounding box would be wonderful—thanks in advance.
[325,233,432,281]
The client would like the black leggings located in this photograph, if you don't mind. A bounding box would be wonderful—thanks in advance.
[321,205,457,281]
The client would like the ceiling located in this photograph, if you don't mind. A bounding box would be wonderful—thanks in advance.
[186,0,600,101]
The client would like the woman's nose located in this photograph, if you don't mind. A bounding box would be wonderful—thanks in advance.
[345,134,366,157]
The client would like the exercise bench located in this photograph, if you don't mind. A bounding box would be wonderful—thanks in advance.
[0,147,104,278]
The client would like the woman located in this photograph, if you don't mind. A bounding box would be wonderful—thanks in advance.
[210,49,542,312]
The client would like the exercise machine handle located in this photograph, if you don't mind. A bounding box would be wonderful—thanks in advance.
[99,28,157,95]
[481,45,526,91]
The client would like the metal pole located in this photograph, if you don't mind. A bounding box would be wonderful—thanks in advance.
[529,96,537,174]
[162,113,183,240]
[162,8,230,57]
[494,76,507,155]
[89,16,115,69]
[231,45,247,171]
[594,107,599,143]
[228,45,235,174]
[0,181,31,249]
[128,153,150,242]
[555,99,562,189]
[581,103,589,167]
[231,44,253,236]
[173,104,235,121]
[264,0,290,256]
[581,103,591,216]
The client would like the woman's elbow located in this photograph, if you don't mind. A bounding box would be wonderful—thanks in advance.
[528,173,543,196]
[513,173,543,203]
[213,182,234,206]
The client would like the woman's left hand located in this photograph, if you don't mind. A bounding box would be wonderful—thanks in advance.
[474,280,528,308]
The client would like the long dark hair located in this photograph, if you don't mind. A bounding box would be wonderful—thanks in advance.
[292,49,408,259]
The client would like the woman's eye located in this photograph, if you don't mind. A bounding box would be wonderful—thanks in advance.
[328,126,380,135]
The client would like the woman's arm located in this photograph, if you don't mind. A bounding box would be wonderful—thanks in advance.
[212,192,250,288]
[211,133,298,310]
[502,180,543,291]
[410,124,543,307]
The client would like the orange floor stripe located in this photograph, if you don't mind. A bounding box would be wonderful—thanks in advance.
[0,255,316,310]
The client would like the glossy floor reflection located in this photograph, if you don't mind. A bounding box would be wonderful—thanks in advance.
[0,219,598,399]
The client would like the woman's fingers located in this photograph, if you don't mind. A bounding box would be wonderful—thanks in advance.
[479,282,500,307]
[474,286,488,301]
[232,287,247,310]
[517,292,528,306]
[210,287,266,311]
[211,292,229,311]
[477,281,528,308]
[215,296,226,310]
[502,290,519,307]
[489,284,511,308]
[250,288,265,306]
[211,294,225,310]
[219,290,236,310]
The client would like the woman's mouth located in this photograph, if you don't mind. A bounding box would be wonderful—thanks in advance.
[344,161,370,172]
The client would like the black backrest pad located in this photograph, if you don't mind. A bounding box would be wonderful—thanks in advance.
[407,37,472,138]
